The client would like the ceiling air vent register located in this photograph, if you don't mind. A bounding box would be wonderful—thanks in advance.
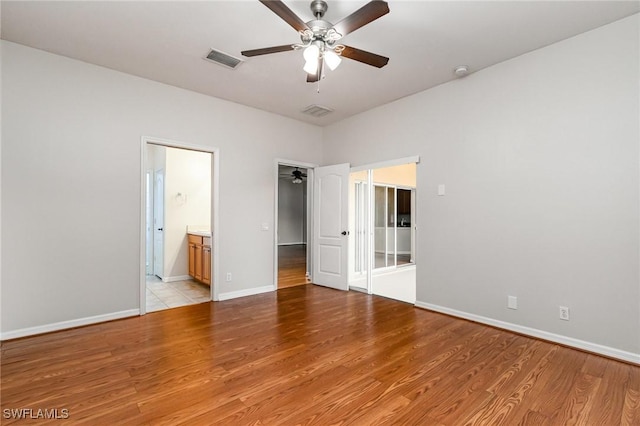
[301,104,334,117]
[204,49,243,69]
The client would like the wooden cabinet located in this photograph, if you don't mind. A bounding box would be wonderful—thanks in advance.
[188,234,211,286]
[397,189,411,215]
[202,245,211,285]
[188,242,196,277]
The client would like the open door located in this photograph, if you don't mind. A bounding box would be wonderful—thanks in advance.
[313,163,350,290]
[153,169,165,279]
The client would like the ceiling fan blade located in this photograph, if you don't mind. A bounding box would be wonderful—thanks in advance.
[241,45,295,57]
[259,0,309,32]
[332,1,389,38]
[340,45,389,68]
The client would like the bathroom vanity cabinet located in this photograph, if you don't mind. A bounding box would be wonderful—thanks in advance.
[188,234,211,285]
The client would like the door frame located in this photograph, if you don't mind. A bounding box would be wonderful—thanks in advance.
[139,136,220,314]
[273,159,318,290]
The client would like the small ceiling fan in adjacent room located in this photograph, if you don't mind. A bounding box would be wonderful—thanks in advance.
[241,0,390,84]
[280,167,308,184]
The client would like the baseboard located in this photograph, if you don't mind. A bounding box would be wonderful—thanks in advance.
[218,285,274,301]
[415,301,640,365]
[0,309,140,341]
[162,275,192,283]
[349,285,368,294]
[278,242,306,246]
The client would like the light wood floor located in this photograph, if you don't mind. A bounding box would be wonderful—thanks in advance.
[278,244,308,289]
[1,285,639,425]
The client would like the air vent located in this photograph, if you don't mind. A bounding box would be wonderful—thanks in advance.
[301,104,334,117]
[204,49,243,69]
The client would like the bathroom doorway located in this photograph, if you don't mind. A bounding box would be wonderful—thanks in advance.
[141,138,219,314]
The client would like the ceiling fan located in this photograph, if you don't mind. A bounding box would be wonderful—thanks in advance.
[280,167,308,184]
[241,0,390,84]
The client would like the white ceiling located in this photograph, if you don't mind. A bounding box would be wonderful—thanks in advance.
[2,1,638,126]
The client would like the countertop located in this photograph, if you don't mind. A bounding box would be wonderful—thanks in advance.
[187,231,211,237]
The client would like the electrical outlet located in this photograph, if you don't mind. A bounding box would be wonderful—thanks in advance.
[226,273,232,282]
[507,296,518,310]
[559,306,570,321]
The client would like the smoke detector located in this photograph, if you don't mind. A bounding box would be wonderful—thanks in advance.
[454,65,469,77]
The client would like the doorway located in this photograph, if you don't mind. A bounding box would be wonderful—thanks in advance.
[141,138,219,314]
[349,160,418,304]
[275,161,315,289]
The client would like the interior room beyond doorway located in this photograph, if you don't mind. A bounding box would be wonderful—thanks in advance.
[350,161,417,304]
[277,165,310,288]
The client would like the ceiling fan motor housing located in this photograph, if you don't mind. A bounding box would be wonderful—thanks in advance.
[301,0,343,48]
[310,0,328,18]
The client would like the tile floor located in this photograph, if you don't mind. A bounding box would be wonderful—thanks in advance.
[146,276,211,312]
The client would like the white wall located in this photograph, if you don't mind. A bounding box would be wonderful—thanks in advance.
[324,16,640,358]
[1,41,323,335]
[278,176,306,245]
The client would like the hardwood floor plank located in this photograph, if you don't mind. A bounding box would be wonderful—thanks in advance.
[552,372,601,425]
[622,388,640,425]
[460,345,558,425]
[517,409,551,425]
[496,347,586,424]
[1,285,638,425]
[485,339,549,395]
[588,359,633,425]
[278,244,308,288]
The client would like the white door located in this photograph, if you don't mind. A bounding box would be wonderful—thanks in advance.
[313,163,350,290]
[153,170,165,278]
[145,172,153,275]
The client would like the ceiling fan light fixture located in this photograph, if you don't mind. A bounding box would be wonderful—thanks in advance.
[324,49,342,71]
[303,43,321,74]
[303,58,319,75]
[292,177,303,184]
[303,43,320,62]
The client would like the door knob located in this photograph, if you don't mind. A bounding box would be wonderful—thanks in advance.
[157,228,163,231]
[341,231,349,236]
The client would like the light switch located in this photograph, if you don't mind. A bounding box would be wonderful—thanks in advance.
[438,184,446,196]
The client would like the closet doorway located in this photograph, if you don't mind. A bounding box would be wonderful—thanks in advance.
[276,162,314,289]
